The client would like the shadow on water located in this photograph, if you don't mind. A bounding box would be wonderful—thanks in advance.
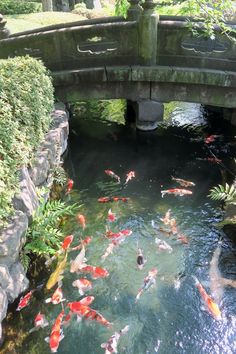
[1,102,236,354]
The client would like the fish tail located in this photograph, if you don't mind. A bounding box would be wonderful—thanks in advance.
[135,289,143,303]
[161,191,167,198]
[192,275,200,285]
[45,298,51,304]
[221,278,236,288]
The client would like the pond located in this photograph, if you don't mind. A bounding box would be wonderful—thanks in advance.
[1,101,236,354]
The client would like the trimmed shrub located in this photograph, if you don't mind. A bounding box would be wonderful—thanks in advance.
[0,0,39,15]
[0,56,54,227]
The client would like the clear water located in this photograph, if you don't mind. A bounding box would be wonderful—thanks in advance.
[1,102,236,354]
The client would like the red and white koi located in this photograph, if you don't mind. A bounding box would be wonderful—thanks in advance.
[193,276,221,320]
[135,268,158,303]
[160,209,171,225]
[171,176,195,188]
[66,179,74,194]
[70,246,86,273]
[104,170,121,183]
[155,238,173,253]
[125,171,135,184]
[76,214,86,230]
[16,290,34,311]
[45,287,65,305]
[204,135,222,144]
[67,302,112,327]
[45,235,74,266]
[107,209,116,222]
[106,229,132,240]
[161,188,193,198]
[72,278,92,296]
[45,310,64,353]
[79,265,109,279]
[29,312,49,333]
[101,325,130,354]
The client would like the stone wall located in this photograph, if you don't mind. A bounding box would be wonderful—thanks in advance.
[0,103,69,343]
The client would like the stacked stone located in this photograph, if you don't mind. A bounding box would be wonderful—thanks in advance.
[0,14,10,40]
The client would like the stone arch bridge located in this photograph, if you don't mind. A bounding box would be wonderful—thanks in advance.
[0,1,236,129]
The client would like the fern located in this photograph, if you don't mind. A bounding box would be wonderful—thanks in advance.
[208,183,236,203]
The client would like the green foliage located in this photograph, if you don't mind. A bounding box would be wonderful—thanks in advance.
[0,0,40,15]
[208,183,236,203]
[24,199,80,258]
[115,0,129,17]
[0,56,54,227]
[52,166,68,187]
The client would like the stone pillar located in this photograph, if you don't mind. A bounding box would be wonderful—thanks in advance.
[0,14,10,39]
[128,100,164,131]
[127,0,142,21]
[138,0,158,65]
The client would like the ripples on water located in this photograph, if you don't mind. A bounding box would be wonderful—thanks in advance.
[1,102,236,354]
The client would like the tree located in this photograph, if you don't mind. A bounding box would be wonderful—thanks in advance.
[42,0,53,11]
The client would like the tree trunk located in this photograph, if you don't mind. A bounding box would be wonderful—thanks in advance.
[42,0,53,11]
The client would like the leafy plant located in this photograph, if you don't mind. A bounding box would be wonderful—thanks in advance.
[208,183,236,203]
[0,0,39,15]
[24,199,81,258]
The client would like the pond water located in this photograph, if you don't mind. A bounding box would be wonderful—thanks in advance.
[1,102,236,354]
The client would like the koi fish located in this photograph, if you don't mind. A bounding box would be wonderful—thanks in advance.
[46,253,68,290]
[204,135,222,144]
[108,209,116,222]
[67,302,112,327]
[70,246,86,273]
[101,325,130,354]
[171,177,195,188]
[72,278,93,296]
[104,170,121,183]
[158,227,172,237]
[85,308,112,327]
[106,229,132,239]
[71,236,92,251]
[160,209,171,225]
[66,179,74,194]
[101,242,116,260]
[76,214,86,230]
[137,248,146,270]
[112,197,129,202]
[29,312,49,333]
[45,235,74,266]
[135,268,158,303]
[125,171,135,184]
[177,234,189,245]
[196,157,222,163]
[76,296,95,306]
[16,290,34,311]
[98,197,112,203]
[45,310,64,353]
[79,265,109,279]
[209,244,236,304]
[193,276,221,320]
[170,218,178,235]
[161,188,193,198]
[155,238,173,253]
[45,287,65,305]
[98,197,129,203]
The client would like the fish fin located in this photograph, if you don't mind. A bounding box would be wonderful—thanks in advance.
[58,277,63,287]
[44,337,49,343]
[45,298,51,304]
[42,321,49,328]
[76,316,82,323]
[59,332,64,342]
[221,278,236,288]
[29,327,37,334]
[192,275,199,285]
[101,343,107,348]
[78,289,84,296]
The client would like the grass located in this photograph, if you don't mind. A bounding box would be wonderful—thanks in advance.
[5,12,87,34]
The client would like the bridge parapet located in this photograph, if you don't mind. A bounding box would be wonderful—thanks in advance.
[0,14,10,40]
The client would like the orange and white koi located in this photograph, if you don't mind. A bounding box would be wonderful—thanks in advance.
[85,308,112,327]
[70,246,86,273]
[193,276,221,320]
[135,268,158,303]
[170,218,178,235]
[125,171,135,184]
[45,235,74,266]
[72,278,93,296]
[45,310,64,353]
[104,170,121,183]
[101,242,116,260]
[137,248,146,270]
[71,236,92,251]
[29,312,49,333]
[101,325,130,354]
[76,214,86,230]
[160,209,171,225]
[67,302,112,327]
[171,177,195,188]
[155,238,173,253]
[107,209,116,222]
[161,188,193,198]
[79,265,109,279]
[16,290,34,311]
[45,287,65,305]
[66,179,74,194]
[177,234,189,245]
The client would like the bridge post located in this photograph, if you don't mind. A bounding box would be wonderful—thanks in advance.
[0,14,10,40]
[138,0,158,65]
[127,0,142,21]
[127,100,164,131]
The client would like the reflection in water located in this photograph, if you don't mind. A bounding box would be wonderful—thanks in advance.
[1,102,236,354]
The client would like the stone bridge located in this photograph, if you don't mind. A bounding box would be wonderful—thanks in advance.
[0,1,236,129]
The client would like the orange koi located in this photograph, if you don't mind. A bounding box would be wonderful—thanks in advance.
[45,310,64,353]
[85,309,112,327]
[76,214,86,230]
[108,209,116,222]
[193,276,221,320]
[79,265,109,279]
[161,188,193,198]
[112,197,129,202]
[177,234,189,245]
[66,179,74,194]
[171,176,195,188]
[45,287,65,305]
[104,170,120,183]
[16,290,34,311]
[125,171,135,184]
[72,278,93,296]
[45,235,74,266]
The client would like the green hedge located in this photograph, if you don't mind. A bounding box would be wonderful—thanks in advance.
[0,56,54,227]
[0,0,40,15]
